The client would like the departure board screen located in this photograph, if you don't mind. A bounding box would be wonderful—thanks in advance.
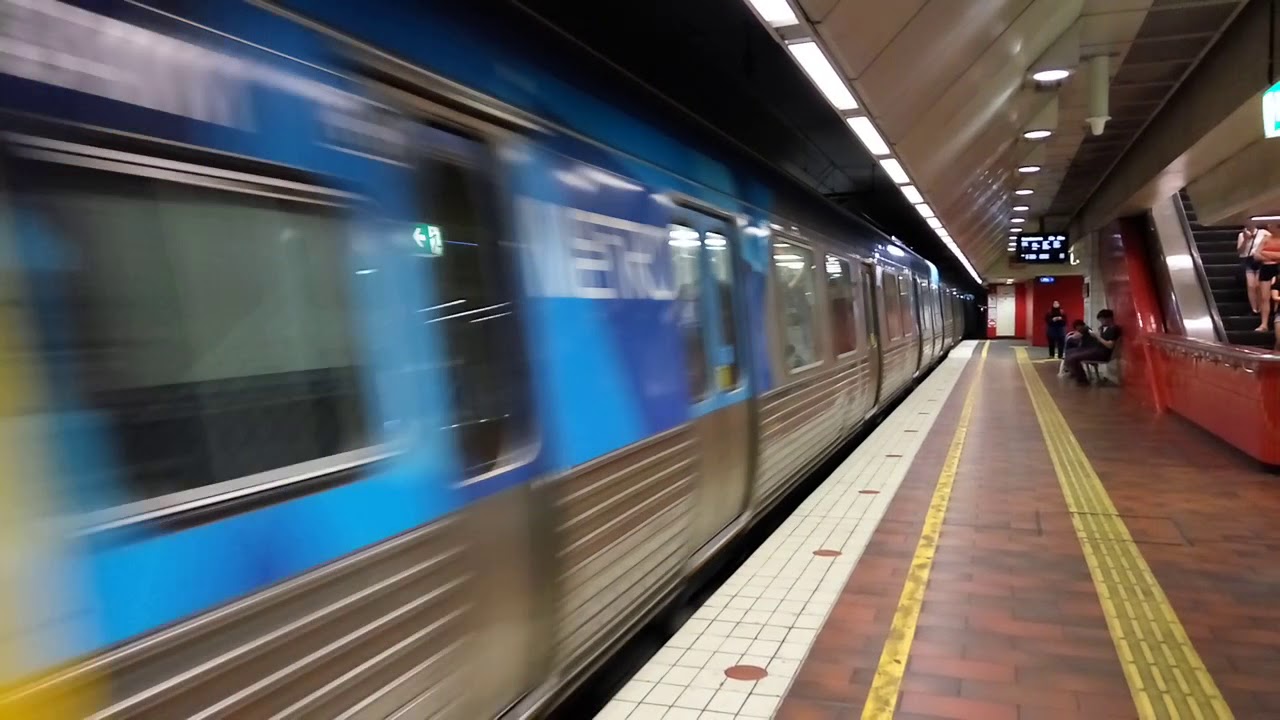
[1017,234,1068,264]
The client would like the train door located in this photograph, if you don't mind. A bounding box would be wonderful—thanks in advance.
[940,289,952,348]
[911,275,926,374]
[859,261,882,411]
[668,211,751,554]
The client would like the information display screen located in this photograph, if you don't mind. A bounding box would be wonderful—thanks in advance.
[1016,234,1068,264]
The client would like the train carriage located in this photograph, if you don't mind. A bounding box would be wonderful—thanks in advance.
[0,0,972,717]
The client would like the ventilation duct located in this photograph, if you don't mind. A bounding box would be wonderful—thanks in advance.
[1085,55,1111,135]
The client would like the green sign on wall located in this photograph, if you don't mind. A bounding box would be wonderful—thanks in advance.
[1265,81,1280,139]
[413,224,444,256]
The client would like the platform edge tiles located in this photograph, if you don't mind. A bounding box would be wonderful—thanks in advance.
[1015,347,1233,720]
[594,341,981,720]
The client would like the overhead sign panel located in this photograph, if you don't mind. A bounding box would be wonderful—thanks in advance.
[1017,234,1069,264]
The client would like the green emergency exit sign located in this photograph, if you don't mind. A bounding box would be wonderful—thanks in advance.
[1265,81,1280,139]
[413,224,444,256]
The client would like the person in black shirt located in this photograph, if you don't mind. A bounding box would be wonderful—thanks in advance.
[1064,309,1121,386]
[1045,300,1067,358]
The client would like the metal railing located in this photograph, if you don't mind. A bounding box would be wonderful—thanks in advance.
[1172,192,1228,343]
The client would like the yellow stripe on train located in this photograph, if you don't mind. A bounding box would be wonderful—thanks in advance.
[0,280,101,718]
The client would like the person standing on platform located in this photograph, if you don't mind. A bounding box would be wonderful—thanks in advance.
[1045,300,1067,359]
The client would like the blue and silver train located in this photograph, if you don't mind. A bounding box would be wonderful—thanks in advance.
[0,0,972,717]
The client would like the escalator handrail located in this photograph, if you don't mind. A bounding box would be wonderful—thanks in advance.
[1174,191,1228,343]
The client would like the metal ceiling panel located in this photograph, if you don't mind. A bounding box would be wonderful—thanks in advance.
[894,2,1081,181]
[796,0,928,80]
[847,0,1037,140]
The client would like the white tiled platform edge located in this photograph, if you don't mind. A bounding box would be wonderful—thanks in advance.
[594,341,979,720]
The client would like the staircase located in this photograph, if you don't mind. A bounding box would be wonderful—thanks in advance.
[1179,191,1270,348]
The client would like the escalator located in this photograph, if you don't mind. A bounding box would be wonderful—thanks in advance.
[1179,190,1270,348]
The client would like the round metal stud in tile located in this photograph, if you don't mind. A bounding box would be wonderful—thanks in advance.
[724,665,768,681]
[813,549,841,557]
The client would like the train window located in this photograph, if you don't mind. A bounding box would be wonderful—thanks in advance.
[11,160,369,510]
[773,241,819,371]
[897,276,914,336]
[412,131,532,478]
[883,272,902,340]
[825,254,857,357]
[668,224,708,401]
[705,231,741,390]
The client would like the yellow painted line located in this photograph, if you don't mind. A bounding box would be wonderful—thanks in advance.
[860,341,989,720]
[1015,347,1233,720]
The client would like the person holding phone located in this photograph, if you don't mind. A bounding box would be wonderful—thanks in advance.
[1045,300,1067,359]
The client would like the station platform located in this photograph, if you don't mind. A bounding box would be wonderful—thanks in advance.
[593,340,1280,720]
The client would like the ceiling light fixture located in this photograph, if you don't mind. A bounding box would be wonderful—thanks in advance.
[1013,205,1030,211]
[1023,129,1052,140]
[1018,165,1041,173]
[744,0,798,26]
[787,42,859,111]
[1032,69,1071,83]
[914,203,936,219]
[878,157,910,184]
[847,116,890,156]
[900,185,924,204]
[1011,218,1026,224]
[925,217,942,229]
[1010,227,1023,233]
[1015,189,1035,196]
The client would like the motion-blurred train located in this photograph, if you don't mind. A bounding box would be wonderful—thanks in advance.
[0,0,973,717]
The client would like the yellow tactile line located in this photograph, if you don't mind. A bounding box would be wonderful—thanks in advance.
[860,341,989,720]
[1015,347,1233,720]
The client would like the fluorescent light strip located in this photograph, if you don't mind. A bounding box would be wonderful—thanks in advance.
[914,203,936,219]
[750,19,984,283]
[745,0,798,26]
[878,157,910,184]
[787,42,858,111]
[847,116,890,156]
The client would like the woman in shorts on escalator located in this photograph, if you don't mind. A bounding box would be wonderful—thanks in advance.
[1254,221,1280,331]
[1239,221,1267,315]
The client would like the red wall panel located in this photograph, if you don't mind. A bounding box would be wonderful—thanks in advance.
[1027,276,1085,347]
[1015,282,1028,339]
[1100,218,1167,409]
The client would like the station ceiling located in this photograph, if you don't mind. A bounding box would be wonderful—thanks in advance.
[515,0,1246,282]
[789,0,1247,275]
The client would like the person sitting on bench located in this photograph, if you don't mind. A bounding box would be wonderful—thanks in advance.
[1065,319,1089,351]
[1064,309,1120,386]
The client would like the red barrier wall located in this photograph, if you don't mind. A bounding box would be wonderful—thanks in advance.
[1099,218,1167,409]
[1027,276,1085,347]
[1148,337,1280,465]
